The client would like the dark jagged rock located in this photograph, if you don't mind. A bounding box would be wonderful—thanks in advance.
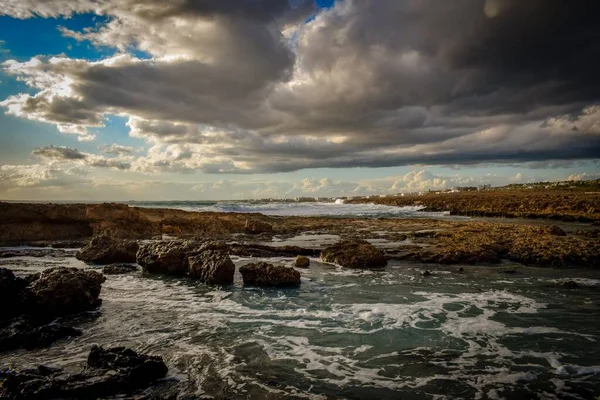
[244,219,273,234]
[0,268,30,321]
[76,235,139,264]
[229,244,319,258]
[136,240,202,275]
[321,239,388,268]
[561,280,579,289]
[0,346,169,399]
[294,255,310,269]
[538,225,567,236]
[422,270,431,277]
[239,262,301,287]
[28,267,106,316]
[188,250,235,285]
[0,267,104,353]
[103,263,138,275]
[0,318,81,352]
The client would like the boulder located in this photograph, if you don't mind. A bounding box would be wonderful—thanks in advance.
[28,267,105,316]
[294,255,310,269]
[0,346,168,399]
[244,219,273,234]
[538,225,567,236]
[136,240,201,275]
[321,239,388,268]
[188,250,235,285]
[103,263,138,275]
[0,318,81,352]
[0,268,30,321]
[239,262,301,287]
[76,235,139,264]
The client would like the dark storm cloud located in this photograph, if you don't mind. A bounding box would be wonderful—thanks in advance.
[2,0,600,174]
[32,146,131,170]
[32,146,87,161]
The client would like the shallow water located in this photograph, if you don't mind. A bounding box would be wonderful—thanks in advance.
[2,250,600,399]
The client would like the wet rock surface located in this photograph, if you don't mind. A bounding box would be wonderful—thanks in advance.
[76,235,139,264]
[188,250,235,284]
[136,240,200,275]
[0,267,105,353]
[102,263,138,275]
[28,267,105,316]
[244,218,273,234]
[0,345,169,399]
[294,255,310,268]
[239,262,301,287]
[321,239,388,268]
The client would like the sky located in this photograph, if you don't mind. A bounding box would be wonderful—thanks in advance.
[0,0,599,201]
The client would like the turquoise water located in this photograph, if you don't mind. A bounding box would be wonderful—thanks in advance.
[2,250,600,399]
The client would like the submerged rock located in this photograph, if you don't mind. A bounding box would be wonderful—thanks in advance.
[76,235,139,264]
[102,263,138,275]
[0,318,81,352]
[0,345,168,399]
[561,280,579,289]
[294,255,310,269]
[321,239,387,268]
[28,267,106,316]
[239,262,301,287]
[244,219,273,234]
[188,250,235,284]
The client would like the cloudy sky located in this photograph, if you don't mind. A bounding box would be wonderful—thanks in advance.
[0,0,598,200]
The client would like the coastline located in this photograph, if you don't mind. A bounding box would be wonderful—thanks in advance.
[1,200,598,269]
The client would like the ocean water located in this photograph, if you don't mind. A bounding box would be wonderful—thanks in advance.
[130,200,454,218]
[2,249,600,399]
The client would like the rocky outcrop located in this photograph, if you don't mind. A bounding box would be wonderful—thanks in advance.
[76,235,139,264]
[136,240,200,274]
[0,346,168,399]
[0,267,105,353]
[239,262,301,286]
[0,268,31,321]
[0,319,81,352]
[229,244,319,258]
[103,263,138,275]
[188,250,235,284]
[294,255,310,268]
[28,267,106,316]
[85,203,161,239]
[244,218,273,234]
[321,239,388,268]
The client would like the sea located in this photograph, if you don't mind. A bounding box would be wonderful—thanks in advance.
[1,201,599,399]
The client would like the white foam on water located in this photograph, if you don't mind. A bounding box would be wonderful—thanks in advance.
[138,200,451,218]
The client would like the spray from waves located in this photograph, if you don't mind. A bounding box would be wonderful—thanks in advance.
[132,200,452,218]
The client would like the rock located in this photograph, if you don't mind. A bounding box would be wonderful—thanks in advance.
[229,244,319,258]
[103,263,138,275]
[321,239,387,268]
[76,235,139,264]
[561,280,579,289]
[239,262,301,287]
[188,250,235,284]
[503,268,518,274]
[244,219,273,234]
[538,225,567,236]
[136,240,201,275]
[0,318,81,352]
[0,346,168,399]
[422,270,431,277]
[28,267,105,316]
[294,255,310,268]
[0,268,32,321]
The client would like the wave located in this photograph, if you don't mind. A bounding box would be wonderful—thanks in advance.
[132,200,451,218]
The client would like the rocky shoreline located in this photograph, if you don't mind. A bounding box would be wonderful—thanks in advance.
[1,201,599,398]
